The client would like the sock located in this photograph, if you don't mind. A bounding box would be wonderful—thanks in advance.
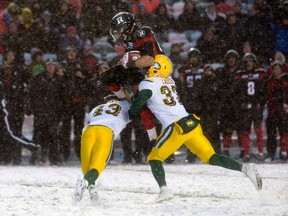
[149,160,167,187]
[147,127,157,140]
[209,154,242,171]
[84,169,99,186]
[222,133,232,149]
[254,127,264,153]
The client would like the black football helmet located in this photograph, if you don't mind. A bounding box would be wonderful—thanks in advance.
[225,49,240,59]
[110,12,135,44]
[188,48,201,58]
[242,53,257,62]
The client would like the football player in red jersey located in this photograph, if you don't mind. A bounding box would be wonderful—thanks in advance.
[101,12,164,158]
[265,61,288,162]
[234,53,268,162]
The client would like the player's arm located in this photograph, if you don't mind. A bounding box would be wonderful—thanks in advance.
[127,55,154,68]
[129,89,152,120]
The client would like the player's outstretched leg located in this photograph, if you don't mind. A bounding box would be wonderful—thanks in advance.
[208,154,262,190]
[73,179,88,202]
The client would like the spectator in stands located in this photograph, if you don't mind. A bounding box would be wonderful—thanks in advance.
[59,46,88,161]
[42,10,53,33]
[218,13,246,55]
[52,0,78,33]
[81,2,108,43]
[177,0,204,41]
[59,26,82,55]
[168,43,185,77]
[270,15,288,60]
[29,0,45,20]
[135,3,155,26]
[152,3,176,43]
[245,4,274,66]
[18,7,35,54]
[27,48,45,77]
[132,0,160,14]
[196,27,225,64]
[242,41,252,56]
[202,1,226,33]
[30,19,52,53]
[27,59,63,165]
[1,21,23,62]
[2,2,20,28]
[265,61,288,162]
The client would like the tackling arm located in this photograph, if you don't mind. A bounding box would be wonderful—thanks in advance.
[129,89,153,120]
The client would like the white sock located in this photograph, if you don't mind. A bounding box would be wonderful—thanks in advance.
[147,127,157,140]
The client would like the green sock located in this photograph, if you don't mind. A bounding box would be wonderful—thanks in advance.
[149,160,167,187]
[84,169,99,186]
[209,154,242,171]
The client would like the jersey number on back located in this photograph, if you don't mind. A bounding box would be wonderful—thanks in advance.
[93,103,122,117]
[160,85,177,106]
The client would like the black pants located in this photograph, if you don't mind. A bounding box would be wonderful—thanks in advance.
[33,115,60,164]
[59,102,85,161]
[266,114,288,158]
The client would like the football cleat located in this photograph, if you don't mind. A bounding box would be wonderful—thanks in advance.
[154,186,174,203]
[88,185,99,201]
[242,163,262,191]
[73,179,87,202]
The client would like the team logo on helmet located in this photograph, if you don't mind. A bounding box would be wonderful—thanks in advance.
[152,62,161,70]
[116,16,124,24]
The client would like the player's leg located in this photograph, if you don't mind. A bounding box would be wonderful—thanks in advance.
[147,124,185,202]
[81,126,114,186]
[185,124,262,190]
[253,108,264,161]
[75,126,114,202]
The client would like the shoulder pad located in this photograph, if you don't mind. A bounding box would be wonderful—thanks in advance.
[143,77,155,82]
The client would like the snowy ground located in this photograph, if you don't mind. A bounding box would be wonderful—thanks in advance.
[0,163,287,216]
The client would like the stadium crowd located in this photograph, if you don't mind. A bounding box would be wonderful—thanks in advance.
[0,0,287,166]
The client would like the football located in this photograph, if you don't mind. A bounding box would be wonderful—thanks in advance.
[128,50,141,61]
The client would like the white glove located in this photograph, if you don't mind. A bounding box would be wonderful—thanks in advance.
[119,52,130,68]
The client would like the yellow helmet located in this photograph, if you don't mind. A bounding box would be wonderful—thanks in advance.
[147,54,173,78]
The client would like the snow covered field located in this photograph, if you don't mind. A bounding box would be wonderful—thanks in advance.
[0,163,287,216]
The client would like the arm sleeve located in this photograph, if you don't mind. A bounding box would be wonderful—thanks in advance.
[129,89,153,119]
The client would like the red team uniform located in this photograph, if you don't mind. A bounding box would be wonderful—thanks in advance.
[234,53,268,161]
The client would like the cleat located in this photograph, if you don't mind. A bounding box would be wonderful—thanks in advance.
[73,179,87,202]
[165,154,175,164]
[242,155,250,162]
[257,153,264,162]
[280,152,287,163]
[242,163,262,191]
[88,185,99,201]
[154,186,173,203]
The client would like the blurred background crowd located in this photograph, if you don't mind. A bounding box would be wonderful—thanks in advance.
[0,0,287,166]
